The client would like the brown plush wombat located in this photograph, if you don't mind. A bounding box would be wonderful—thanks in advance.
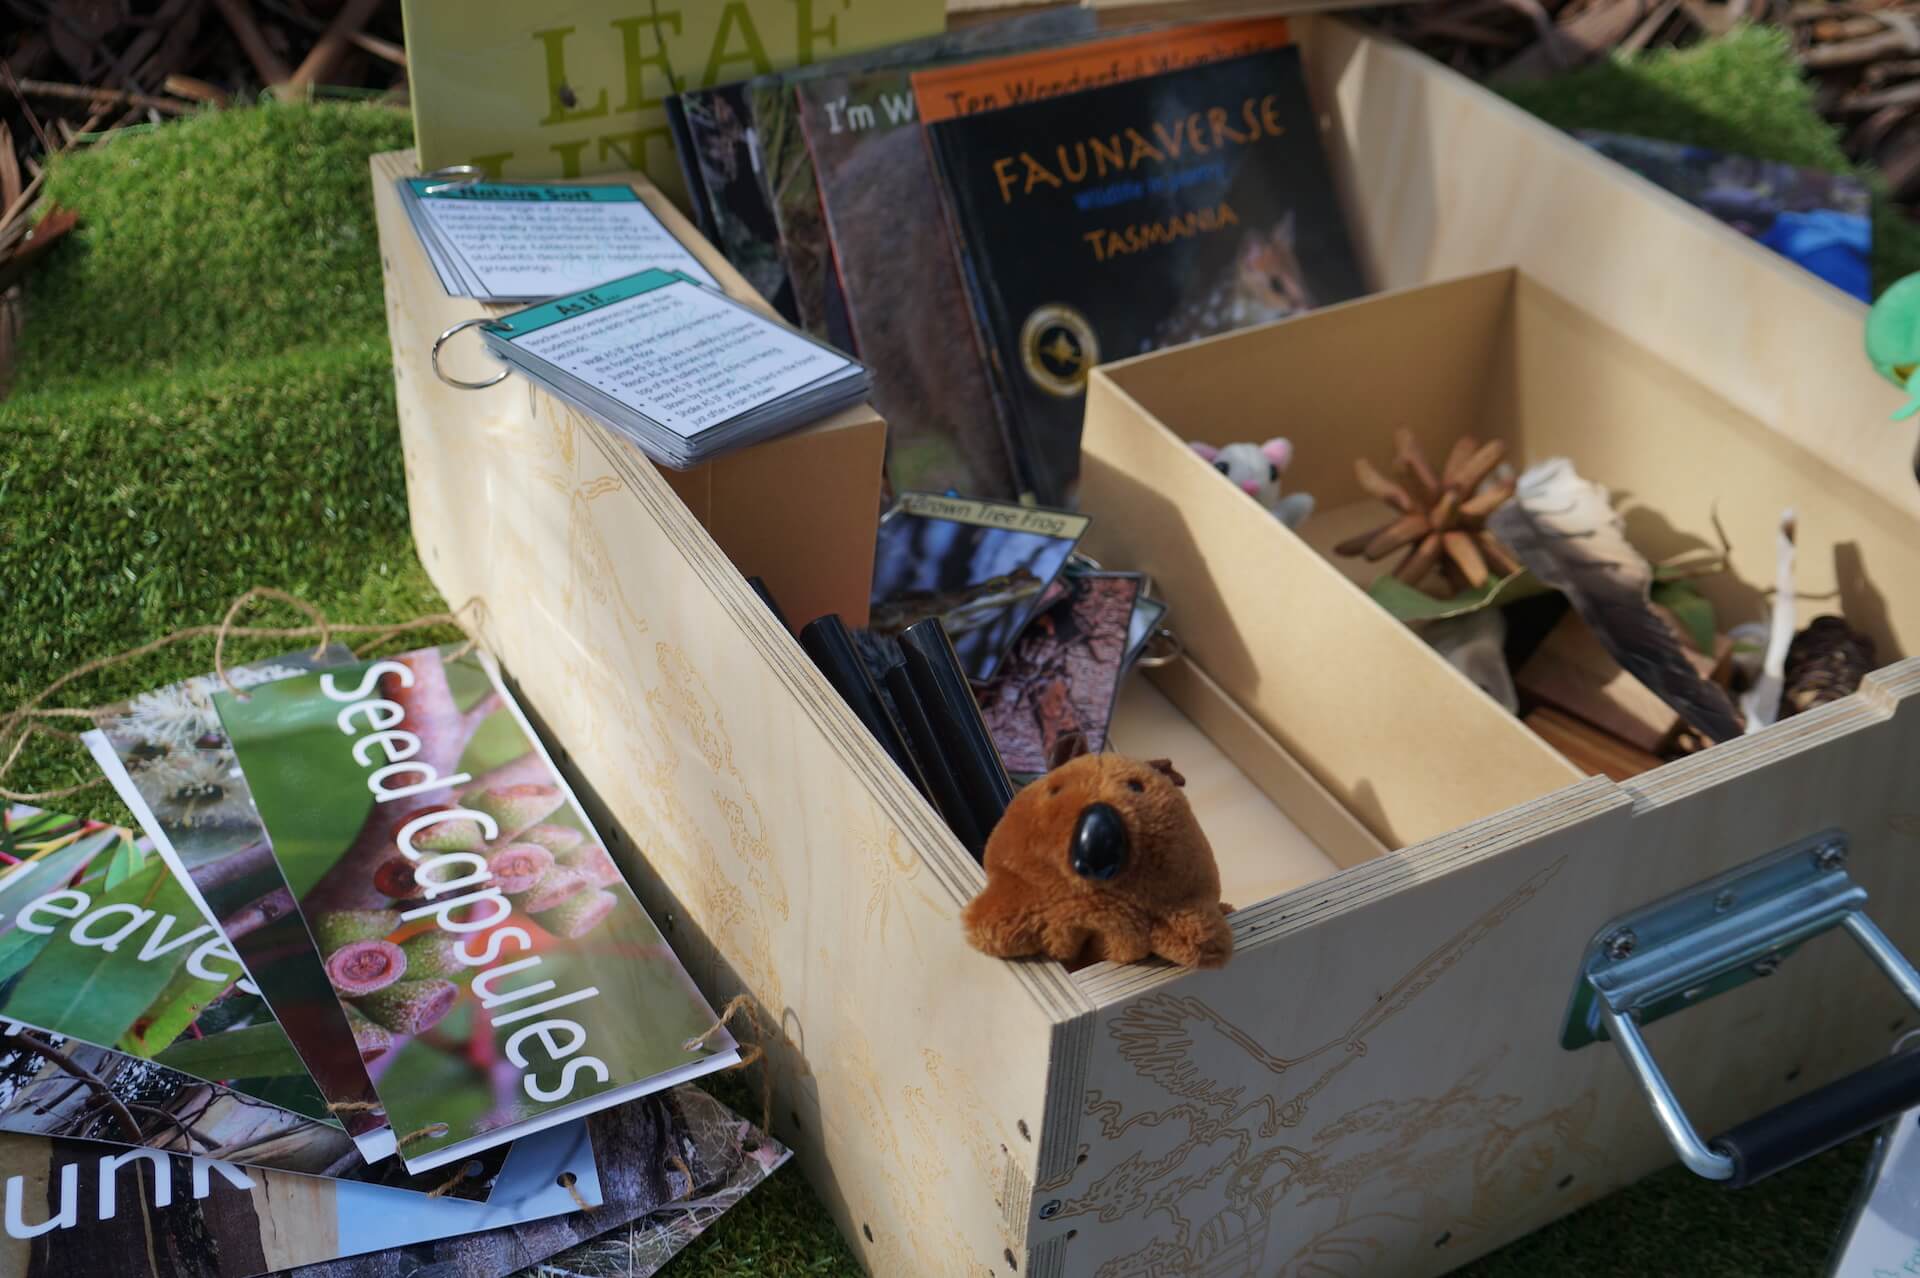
[962,751,1233,969]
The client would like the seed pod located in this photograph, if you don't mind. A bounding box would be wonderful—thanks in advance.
[486,842,554,894]
[356,978,459,1036]
[400,931,469,983]
[326,939,407,997]
[464,784,565,842]
[556,842,622,890]
[372,857,421,899]
[535,889,619,939]
[510,864,589,914]
[314,908,400,955]
[410,811,488,853]
[345,1006,393,1062]
[516,822,584,856]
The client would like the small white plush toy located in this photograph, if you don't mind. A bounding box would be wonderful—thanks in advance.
[1189,438,1315,529]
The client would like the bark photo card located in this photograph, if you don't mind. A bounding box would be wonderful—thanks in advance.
[0,1025,505,1199]
[0,1113,599,1276]
[92,651,390,1148]
[979,571,1143,776]
[285,1086,790,1278]
[0,805,327,1126]
[213,644,737,1173]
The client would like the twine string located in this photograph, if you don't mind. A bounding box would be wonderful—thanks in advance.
[682,993,773,1138]
[0,588,486,802]
[397,1121,451,1149]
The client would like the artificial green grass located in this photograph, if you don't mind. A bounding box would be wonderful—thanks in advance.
[0,56,1892,1277]
[1499,24,1920,292]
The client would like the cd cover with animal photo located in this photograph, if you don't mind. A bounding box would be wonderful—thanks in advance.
[920,43,1366,506]
[865,492,1089,682]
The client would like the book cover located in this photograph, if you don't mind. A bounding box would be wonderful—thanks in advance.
[793,8,1099,499]
[1575,129,1871,301]
[92,651,390,1145]
[213,644,736,1172]
[676,81,800,321]
[676,10,1099,341]
[0,1116,598,1274]
[286,1087,790,1278]
[0,805,329,1125]
[910,17,1294,125]
[921,44,1366,506]
[0,1024,506,1198]
[398,0,944,207]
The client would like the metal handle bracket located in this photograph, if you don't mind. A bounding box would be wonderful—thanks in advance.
[1562,831,1920,1184]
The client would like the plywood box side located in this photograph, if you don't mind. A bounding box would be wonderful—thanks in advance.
[1047,670,1920,1278]
[1097,268,1514,512]
[376,152,1093,1276]
[1303,18,1920,528]
[369,149,886,630]
[1079,370,1579,850]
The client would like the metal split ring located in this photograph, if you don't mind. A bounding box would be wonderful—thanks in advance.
[431,317,509,391]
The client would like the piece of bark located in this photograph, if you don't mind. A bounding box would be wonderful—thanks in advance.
[209,0,292,86]
[1517,612,1727,752]
[1495,0,1650,83]
[282,0,385,93]
[1525,705,1666,782]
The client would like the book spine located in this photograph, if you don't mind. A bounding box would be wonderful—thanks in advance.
[921,118,1042,505]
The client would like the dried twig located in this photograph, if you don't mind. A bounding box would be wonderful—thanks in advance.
[10,78,193,116]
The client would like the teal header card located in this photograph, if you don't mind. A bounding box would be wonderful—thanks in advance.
[407,179,639,204]
[489,269,687,339]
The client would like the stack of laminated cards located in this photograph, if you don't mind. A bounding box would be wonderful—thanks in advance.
[478,269,871,468]
[396,175,720,302]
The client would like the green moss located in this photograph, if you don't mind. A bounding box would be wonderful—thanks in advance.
[18,101,413,390]
[1499,25,1920,291]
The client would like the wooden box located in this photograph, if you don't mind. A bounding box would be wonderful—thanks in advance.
[373,17,1920,1278]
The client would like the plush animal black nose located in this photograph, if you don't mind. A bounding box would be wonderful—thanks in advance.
[1071,803,1128,880]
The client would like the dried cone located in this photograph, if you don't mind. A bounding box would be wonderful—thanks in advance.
[326,939,407,997]
[534,888,619,939]
[511,864,590,914]
[355,978,459,1036]
[486,842,555,894]
[314,908,400,955]
[556,842,623,890]
[345,1006,393,1062]
[372,857,421,900]
[400,931,470,983]
[516,822,584,856]
[1782,616,1877,718]
[410,812,488,853]
[1334,429,1520,597]
[464,784,564,842]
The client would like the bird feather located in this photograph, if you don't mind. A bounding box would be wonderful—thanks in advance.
[1488,459,1744,743]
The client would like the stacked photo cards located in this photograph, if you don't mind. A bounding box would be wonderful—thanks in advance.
[208,644,739,1174]
[396,177,718,302]
[479,269,870,468]
[866,493,1088,682]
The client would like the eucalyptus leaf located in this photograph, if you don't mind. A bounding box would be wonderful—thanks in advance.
[1367,571,1543,623]
[1651,579,1717,655]
[153,1018,314,1082]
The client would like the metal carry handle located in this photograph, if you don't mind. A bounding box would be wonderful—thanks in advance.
[1565,833,1920,1187]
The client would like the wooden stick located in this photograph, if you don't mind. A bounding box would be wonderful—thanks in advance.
[1393,427,1442,499]
[9,78,192,116]
[1442,530,1490,588]
[164,75,230,107]
[210,0,293,86]
[283,0,386,92]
